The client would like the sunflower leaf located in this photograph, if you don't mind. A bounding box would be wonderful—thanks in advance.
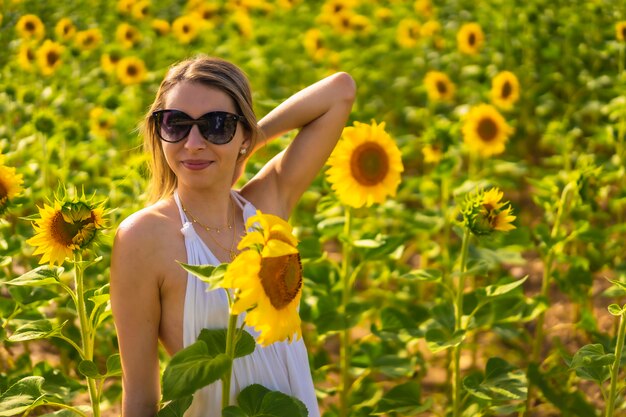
[0,376,46,416]
[258,390,308,417]
[157,396,194,417]
[8,319,67,342]
[4,265,64,287]
[371,381,432,415]
[178,262,227,290]
[197,328,255,359]
[161,341,231,401]
[237,383,271,415]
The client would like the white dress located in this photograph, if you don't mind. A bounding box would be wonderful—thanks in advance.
[174,191,320,417]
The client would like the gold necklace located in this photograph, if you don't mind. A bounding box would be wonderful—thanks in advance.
[181,196,238,261]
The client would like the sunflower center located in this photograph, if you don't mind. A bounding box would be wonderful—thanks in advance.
[46,50,60,66]
[468,32,476,46]
[501,81,512,99]
[125,30,134,40]
[259,253,302,309]
[84,35,95,46]
[0,180,8,200]
[350,142,389,186]
[436,80,448,94]
[27,48,35,61]
[51,211,87,246]
[182,24,190,34]
[126,64,138,76]
[25,21,35,32]
[622,27,626,39]
[63,24,71,35]
[477,118,498,142]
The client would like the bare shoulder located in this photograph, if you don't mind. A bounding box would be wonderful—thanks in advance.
[112,198,182,276]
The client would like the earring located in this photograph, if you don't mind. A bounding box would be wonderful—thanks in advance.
[239,148,247,155]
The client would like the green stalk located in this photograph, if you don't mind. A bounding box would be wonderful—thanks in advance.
[523,184,573,416]
[222,313,239,409]
[605,310,626,417]
[339,207,353,417]
[452,227,471,417]
[74,253,100,417]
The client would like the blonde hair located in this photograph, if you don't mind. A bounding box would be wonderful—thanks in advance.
[142,55,261,203]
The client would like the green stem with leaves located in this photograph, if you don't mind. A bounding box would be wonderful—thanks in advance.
[74,253,100,417]
[606,309,626,417]
[339,207,353,417]
[452,227,471,417]
[524,183,574,416]
[222,311,239,409]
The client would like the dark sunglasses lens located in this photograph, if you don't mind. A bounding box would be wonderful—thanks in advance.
[198,112,238,144]
[159,111,191,142]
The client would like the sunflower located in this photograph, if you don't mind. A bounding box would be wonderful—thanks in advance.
[422,144,442,164]
[191,3,220,23]
[26,194,107,266]
[303,28,326,61]
[115,23,141,49]
[414,0,433,18]
[320,0,357,19]
[457,23,484,55]
[116,56,147,85]
[462,104,512,157]
[89,107,116,138]
[36,40,63,76]
[424,71,455,102]
[326,121,404,208]
[100,48,123,74]
[421,20,440,37]
[16,14,45,40]
[172,14,201,44]
[17,43,37,70]
[0,157,24,215]
[490,71,520,110]
[222,212,302,346]
[117,0,135,14]
[374,7,393,22]
[54,18,76,41]
[131,0,150,19]
[462,188,516,236]
[616,21,626,42]
[232,9,253,39]
[151,19,171,36]
[396,19,421,48]
[74,28,102,51]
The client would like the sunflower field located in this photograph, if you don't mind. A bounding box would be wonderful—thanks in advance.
[2,0,626,416]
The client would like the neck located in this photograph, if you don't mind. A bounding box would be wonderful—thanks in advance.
[177,187,234,230]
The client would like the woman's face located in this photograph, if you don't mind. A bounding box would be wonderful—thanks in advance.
[160,81,248,192]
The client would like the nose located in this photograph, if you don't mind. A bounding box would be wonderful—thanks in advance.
[184,125,206,150]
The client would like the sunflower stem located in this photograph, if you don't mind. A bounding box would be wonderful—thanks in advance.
[74,253,100,417]
[452,227,471,417]
[339,207,353,417]
[606,309,626,417]
[222,313,239,410]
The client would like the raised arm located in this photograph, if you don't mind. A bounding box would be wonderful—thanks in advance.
[110,215,162,417]
[243,72,356,217]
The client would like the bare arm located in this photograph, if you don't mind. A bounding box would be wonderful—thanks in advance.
[243,72,356,217]
[110,217,162,417]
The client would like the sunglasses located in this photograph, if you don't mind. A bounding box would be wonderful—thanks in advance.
[152,109,244,144]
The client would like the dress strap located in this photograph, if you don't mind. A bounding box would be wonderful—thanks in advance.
[172,192,189,226]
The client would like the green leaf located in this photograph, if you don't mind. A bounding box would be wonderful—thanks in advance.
[8,319,67,342]
[425,328,465,353]
[463,357,527,402]
[237,384,271,415]
[78,360,102,378]
[371,381,432,414]
[4,265,64,287]
[38,406,91,416]
[105,353,122,377]
[221,406,248,417]
[568,344,613,384]
[259,391,308,417]
[179,262,228,289]
[197,328,256,359]
[0,376,46,416]
[157,396,194,417]
[161,341,231,401]
[608,303,625,316]
[477,276,528,299]
[399,268,442,282]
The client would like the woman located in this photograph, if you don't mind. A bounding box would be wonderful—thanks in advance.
[110,55,356,417]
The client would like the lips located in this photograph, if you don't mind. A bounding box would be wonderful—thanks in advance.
[181,159,214,170]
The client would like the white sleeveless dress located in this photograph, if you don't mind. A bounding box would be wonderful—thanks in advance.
[173,191,320,417]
